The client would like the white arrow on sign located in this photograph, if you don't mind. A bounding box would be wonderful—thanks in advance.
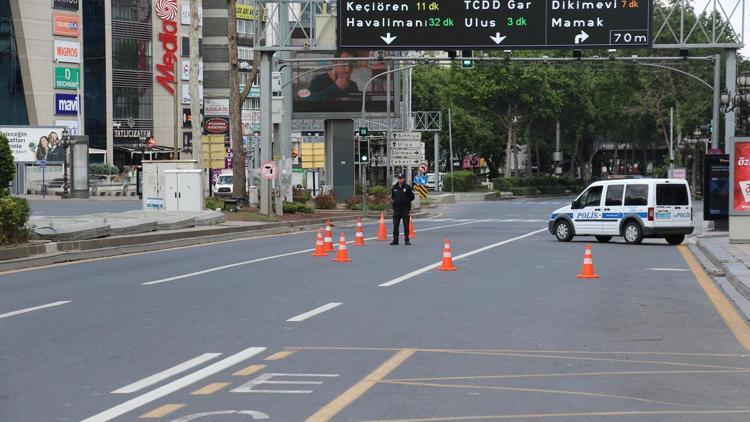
[490,33,507,44]
[574,30,589,44]
[380,33,397,45]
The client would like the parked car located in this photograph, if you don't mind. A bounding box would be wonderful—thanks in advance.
[213,174,233,196]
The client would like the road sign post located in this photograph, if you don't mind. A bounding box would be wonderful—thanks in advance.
[338,0,652,49]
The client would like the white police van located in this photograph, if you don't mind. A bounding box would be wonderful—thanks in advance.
[549,179,693,245]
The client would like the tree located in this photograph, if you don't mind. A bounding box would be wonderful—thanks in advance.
[0,134,14,196]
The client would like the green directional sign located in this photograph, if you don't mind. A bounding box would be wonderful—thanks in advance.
[55,67,80,90]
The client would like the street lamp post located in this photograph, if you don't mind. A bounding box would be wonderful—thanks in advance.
[61,128,70,199]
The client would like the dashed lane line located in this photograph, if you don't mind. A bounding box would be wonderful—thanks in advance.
[287,303,342,322]
[142,220,495,286]
[379,228,547,287]
[112,353,222,394]
[0,300,71,320]
[190,382,231,395]
[138,403,186,419]
[81,346,266,422]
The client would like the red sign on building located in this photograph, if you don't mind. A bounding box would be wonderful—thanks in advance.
[155,0,178,95]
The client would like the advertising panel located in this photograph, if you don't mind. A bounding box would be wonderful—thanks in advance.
[731,139,750,214]
[292,51,395,115]
[204,118,229,135]
[155,0,179,95]
[54,40,81,64]
[53,14,80,37]
[55,67,80,90]
[0,126,65,162]
[204,99,229,116]
[704,154,729,221]
[55,93,80,116]
[53,0,79,11]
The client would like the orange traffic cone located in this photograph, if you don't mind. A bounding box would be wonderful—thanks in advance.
[333,233,352,262]
[377,212,388,241]
[437,239,457,271]
[576,244,600,279]
[408,214,416,238]
[324,219,334,252]
[311,230,328,257]
[355,217,366,246]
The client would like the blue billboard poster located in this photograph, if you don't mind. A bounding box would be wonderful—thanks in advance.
[704,154,729,220]
[55,93,80,116]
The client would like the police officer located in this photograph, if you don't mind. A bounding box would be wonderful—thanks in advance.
[390,174,415,245]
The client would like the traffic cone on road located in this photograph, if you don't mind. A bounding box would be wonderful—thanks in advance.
[324,220,334,252]
[437,239,458,271]
[576,244,600,279]
[355,217,366,246]
[311,230,328,257]
[408,214,416,238]
[333,233,352,262]
[377,212,388,241]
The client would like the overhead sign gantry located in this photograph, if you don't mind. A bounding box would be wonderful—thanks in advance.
[338,0,652,49]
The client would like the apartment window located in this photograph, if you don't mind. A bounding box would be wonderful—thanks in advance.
[237,19,256,38]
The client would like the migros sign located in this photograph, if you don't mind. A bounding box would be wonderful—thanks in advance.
[155,0,178,95]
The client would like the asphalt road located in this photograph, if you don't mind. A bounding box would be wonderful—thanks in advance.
[2,199,750,422]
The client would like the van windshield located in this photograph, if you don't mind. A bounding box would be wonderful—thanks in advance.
[656,184,689,206]
[217,175,233,185]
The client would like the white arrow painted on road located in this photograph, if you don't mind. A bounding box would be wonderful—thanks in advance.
[574,30,589,44]
[490,32,507,44]
[380,33,397,44]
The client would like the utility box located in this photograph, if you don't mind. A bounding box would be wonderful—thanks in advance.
[163,169,203,211]
[142,160,199,210]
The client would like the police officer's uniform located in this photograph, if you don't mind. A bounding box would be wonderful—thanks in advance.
[391,176,415,245]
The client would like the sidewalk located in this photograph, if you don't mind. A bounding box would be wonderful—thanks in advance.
[691,211,750,321]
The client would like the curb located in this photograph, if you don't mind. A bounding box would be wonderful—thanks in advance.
[694,239,750,320]
[0,211,432,272]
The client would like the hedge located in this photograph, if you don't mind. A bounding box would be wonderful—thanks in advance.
[0,196,30,245]
[510,186,539,196]
[538,185,567,195]
[444,171,478,192]
[314,193,337,209]
[283,201,313,214]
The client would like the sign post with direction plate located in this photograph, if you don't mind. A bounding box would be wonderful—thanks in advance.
[338,0,651,49]
[389,132,425,166]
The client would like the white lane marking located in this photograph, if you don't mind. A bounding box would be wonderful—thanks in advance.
[81,346,266,422]
[170,410,269,421]
[111,353,222,394]
[0,301,71,320]
[646,268,690,272]
[231,373,340,393]
[142,220,491,286]
[287,303,342,322]
[379,228,546,287]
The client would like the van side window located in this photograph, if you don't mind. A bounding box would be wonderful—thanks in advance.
[624,184,649,206]
[656,184,689,205]
[605,185,624,206]
[581,186,603,207]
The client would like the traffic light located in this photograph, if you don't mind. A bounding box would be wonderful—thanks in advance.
[358,127,369,137]
[461,50,473,69]
[361,154,369,164]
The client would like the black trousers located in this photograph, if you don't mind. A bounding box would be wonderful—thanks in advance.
[392,209,411,242]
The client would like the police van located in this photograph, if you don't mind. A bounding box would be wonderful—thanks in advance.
[549,179,694,245]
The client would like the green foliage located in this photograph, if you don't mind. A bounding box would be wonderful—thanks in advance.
[538,186,567,195]
[444,171,478,192]
[0,134,14,197]
[510,186,539,196]
[370,185,388,198]
[89,163,120,176]
[367,202,387,211]
[492,177,513,192]
[0,196,30,245]
[283,201,313,214]
[345,196,362,210]
[205,197,224,210]
[293,187,312,204]
[314,193,337,210]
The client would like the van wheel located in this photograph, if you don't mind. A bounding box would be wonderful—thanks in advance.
[623,222,644,244]
[595,236,612,243]
[665,234,685,245]
[554,220,574,242]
